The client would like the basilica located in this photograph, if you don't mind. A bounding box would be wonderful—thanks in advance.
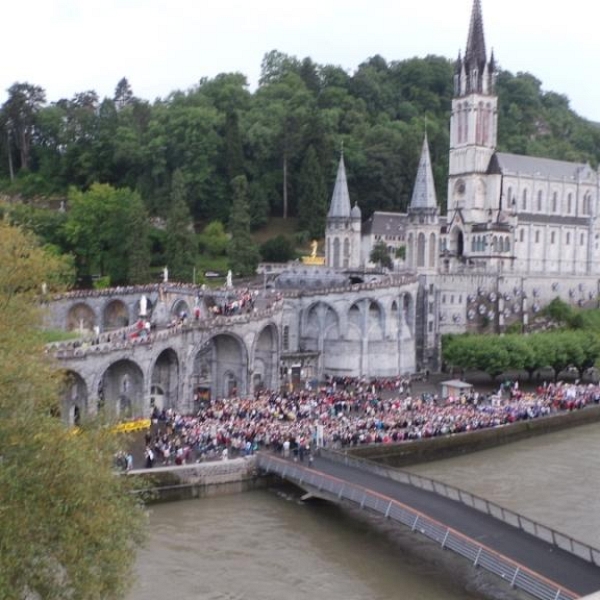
[323,0,600,370]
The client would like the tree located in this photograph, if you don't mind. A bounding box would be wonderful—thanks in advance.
[114,77,134,111]
[65,183,151,286]
[2,82,46,172]
[228,175,260,276]
[370,240,393,269]
[297,145,328,239]
[165,169,198,282]
[0,221,146,599]
[260,235,296,262]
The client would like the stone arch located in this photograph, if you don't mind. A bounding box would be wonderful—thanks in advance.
[417,233,426,267]
[193,334,248,400]
[429,233,436,268]
[367,300,384,340]
[402,292,415,332]
[150,348,179,415]
[99,359,144,418]
[59,370,88,425]
[66,302,96,332]
[171,298,191,321]
[347,303,362,340]
[251,324,279,392]
[103,299,129,330]
[302,302,340,346]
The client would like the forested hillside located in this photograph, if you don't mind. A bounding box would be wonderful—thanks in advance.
[1,50,599,285]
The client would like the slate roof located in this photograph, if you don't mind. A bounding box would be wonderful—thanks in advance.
[464,0,487,70]
[362,211,408,237]
[410,135,438,211]
[490,152,594,180]
[327,155,351,219]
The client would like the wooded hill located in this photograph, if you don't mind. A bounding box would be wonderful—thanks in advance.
[1,51,599,285]
[2,51,599,225]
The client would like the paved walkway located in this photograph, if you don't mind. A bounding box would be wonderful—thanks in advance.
[304,455,600,597]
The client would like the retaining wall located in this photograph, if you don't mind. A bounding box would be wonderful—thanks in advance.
[345,405,600,467]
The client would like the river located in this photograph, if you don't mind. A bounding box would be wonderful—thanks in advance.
[127,422,600,600]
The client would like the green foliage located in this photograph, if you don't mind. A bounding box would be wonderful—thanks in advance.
[165,169,198,282]
[228,175,261,276]
[0,221,146,599]
[370,240,393,269]
[543,297,573,324]
[395,245,406,260]
[297,145,328,239]
[443,329,600,380]
[198,220,229,257]
[260,235,297,262]
[65,183,151,286]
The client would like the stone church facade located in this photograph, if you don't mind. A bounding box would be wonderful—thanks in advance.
[324,0,600,371]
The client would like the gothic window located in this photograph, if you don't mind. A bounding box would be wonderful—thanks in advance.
[343,238,350,268]
[463,104,469,142]
[442,295,446,304]
[457,102,463,143]
[551,231,556,244]
[428,322,433,333]
[333,237,341,269]
[566,232,571,245]
[567,193,572,214]
[429,233,436,268]
[471,237,476,252]
[583,192,592,215]
[522,189,528,211]
[519,229,524,243]
[491,236,497,252]
[476,101,484,145]
[282,326,289,351]
[535,231,540,244]
[552,191,558,213]
[498,237,504,252]
[537,190,543,212]
[507,186,513,208]
[505,237,510,252]
[581,233,585,246]
[417,233,426,267]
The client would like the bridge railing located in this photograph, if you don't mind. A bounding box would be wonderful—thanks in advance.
[319,448,600,569]
[257,453,576,600]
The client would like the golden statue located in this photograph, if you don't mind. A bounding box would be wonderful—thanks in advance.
[302,239,325,265]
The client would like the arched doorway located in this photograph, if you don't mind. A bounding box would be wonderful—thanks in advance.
[103,299,129,330]
[60,370,88,425]
[252,325,278,392]
[193,334,248,400]
[150,348,179,415]
[100,359,144,418]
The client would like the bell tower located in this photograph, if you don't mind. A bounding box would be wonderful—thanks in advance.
[448,0,498,223]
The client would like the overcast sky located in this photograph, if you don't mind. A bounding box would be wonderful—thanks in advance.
[4,0,600,122]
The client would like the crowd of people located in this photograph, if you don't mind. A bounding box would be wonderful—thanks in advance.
[138,377,600,468]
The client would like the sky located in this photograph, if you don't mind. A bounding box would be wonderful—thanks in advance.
[4,0,600,122]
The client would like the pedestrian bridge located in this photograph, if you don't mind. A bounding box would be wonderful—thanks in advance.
[256,451,600,600]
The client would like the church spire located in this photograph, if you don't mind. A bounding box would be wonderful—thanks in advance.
[465,0,487,70]
[410,134,437,211]
[456,0,495,95]
[327,153,351,218]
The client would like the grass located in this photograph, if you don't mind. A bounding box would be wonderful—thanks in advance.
[41,329,83,343]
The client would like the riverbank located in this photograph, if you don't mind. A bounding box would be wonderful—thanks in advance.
[127,457,270,503]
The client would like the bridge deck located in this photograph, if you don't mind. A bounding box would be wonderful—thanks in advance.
[272,454,600,598]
